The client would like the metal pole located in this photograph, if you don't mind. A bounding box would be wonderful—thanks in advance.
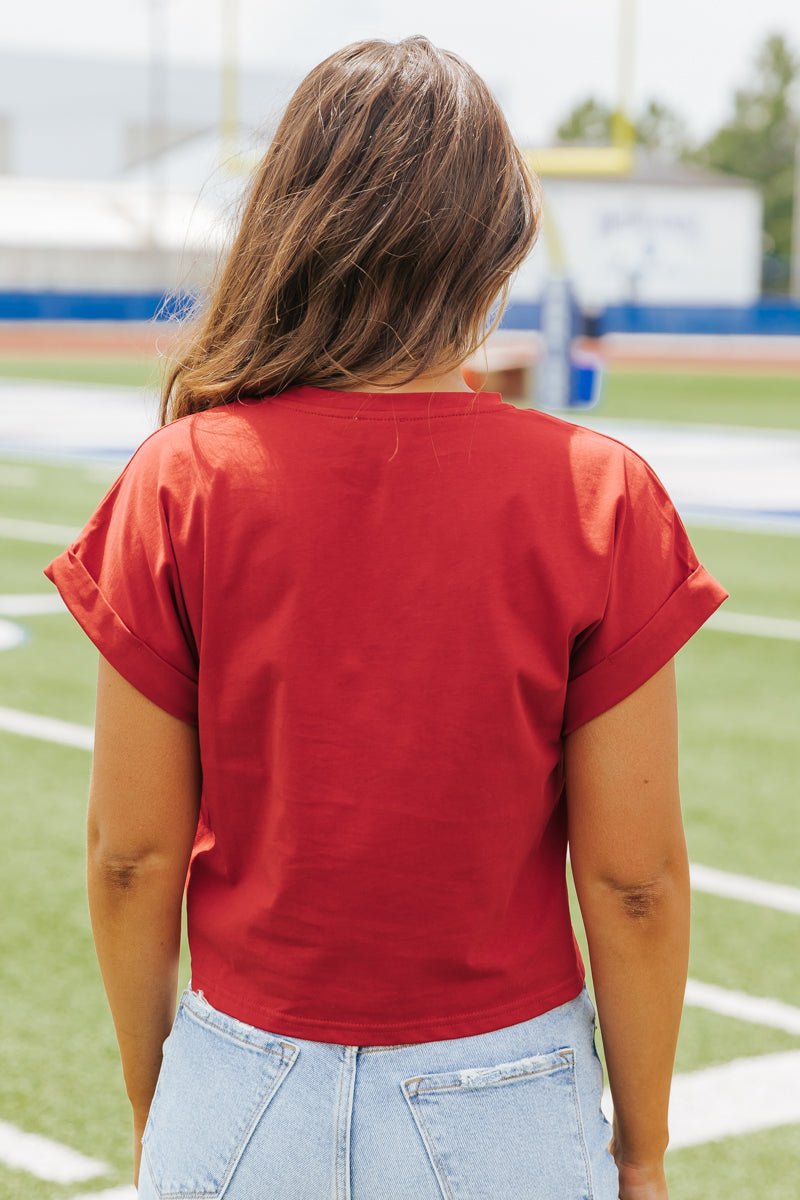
[221,0,240,170]
[146,0,168,252]
[612,0,637,151]
[791,133,800,298]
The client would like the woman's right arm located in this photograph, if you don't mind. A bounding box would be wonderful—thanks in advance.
[563,655,691,1200]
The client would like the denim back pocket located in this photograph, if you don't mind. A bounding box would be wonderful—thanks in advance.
[401,1045,594,1200]
[141,993,299,1199]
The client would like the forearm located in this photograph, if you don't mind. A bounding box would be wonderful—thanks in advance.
[87,852,185,1115]
[574,861,691,1164]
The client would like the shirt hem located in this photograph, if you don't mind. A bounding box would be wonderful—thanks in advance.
[188,967,588,1046]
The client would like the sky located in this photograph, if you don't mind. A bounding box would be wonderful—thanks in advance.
[2,0,799,144]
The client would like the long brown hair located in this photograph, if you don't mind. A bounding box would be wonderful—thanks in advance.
[157,35,541,426]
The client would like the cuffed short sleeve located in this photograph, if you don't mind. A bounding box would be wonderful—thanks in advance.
[43,427,199,725]
[562,444,730,738]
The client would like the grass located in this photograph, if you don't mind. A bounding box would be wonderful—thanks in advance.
[595,369,800,430]
[0,355,163,390]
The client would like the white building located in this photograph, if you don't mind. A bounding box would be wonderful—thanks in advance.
[515,157,762,309]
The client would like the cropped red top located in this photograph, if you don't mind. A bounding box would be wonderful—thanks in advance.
[43,385,729,1043]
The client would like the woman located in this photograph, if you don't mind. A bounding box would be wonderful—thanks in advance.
[43,35,729,1200]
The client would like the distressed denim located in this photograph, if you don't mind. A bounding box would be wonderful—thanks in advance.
[137,980,619,1199]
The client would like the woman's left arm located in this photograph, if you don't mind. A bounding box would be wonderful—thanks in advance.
[86,653,201,1141]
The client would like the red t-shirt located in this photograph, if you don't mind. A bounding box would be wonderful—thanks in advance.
[43,384,729,1044]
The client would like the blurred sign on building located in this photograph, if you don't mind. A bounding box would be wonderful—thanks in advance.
[514,156,762,309]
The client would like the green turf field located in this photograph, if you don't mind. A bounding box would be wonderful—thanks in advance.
[0,352,798,429]
[1,358,798,1198]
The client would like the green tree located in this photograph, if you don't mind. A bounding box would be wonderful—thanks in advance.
[636,100,691,159]
[555,97,615,147]
[689,32,800,293]
[554,95,689,157]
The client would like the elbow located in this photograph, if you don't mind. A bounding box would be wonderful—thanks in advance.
[87,841,174,889]
[602,864,690,922]
[88,850,151,892]
[609,876,672,921]
[572,853,691,921]
[87,819,165,875]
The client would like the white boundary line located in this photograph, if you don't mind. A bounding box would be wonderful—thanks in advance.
[0,593,65,615]
[0,1118,107,1184]
[684,979,800,1034]
[705,610,800,640]
[0,705,93,750]
[0,618,26,652]
[0,516,78,544]
[690,862,800,915]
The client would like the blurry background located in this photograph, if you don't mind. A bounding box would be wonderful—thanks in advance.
[0,3,798,1198]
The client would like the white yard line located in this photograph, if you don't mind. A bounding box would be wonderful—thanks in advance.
[0,593,66,615]
[705,610,800,640]
[690,862,800,915]
[602,1049,800,1149]
[0,516,78,544]
[0,705,93,750]
[684,979,800,1034]
[0,1118,108,1184]
[0,619,26,651]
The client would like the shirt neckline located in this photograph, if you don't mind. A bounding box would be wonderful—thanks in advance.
[259,384,505,417]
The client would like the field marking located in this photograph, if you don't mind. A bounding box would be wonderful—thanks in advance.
[0,516,78,544]
[685,979,800,1034]
[602,1049,800,1150]
[691,862,800,915]
[0,618,26,651]
[0,1118,108,1184]
[705,609,800,640]
[0,705,93,750]
[0,593,65,615]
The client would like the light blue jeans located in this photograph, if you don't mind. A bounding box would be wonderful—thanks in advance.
[137,979,619,1199]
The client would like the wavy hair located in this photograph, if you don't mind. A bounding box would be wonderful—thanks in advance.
[158,35,541,425]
